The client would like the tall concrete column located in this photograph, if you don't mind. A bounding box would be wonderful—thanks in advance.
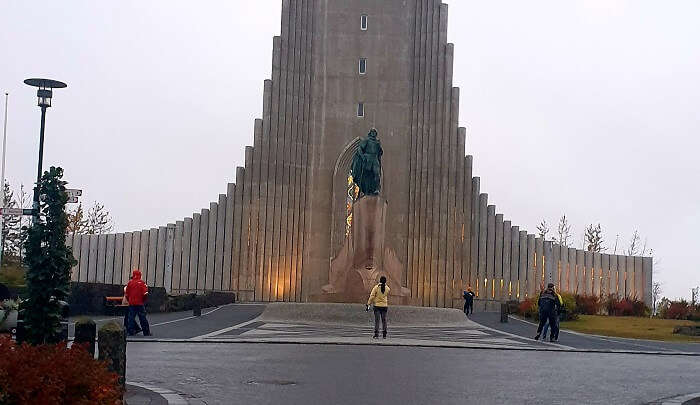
[567,248,576,293]
[559,245,568,291]
[164,224,175,293]
[114,233,124,286]
[584,251,593,296]
[493,213,503,301]
[486,206,496,300]
[593,252,601,298]
[223,183,236,293]
[626,255,635,299]
[534,238,543,294]
[609,254,618,297]
[205,202,218,290]
[155,226,167,288]
[188,214,201,293]
[634,256,643,301]
[138,229,149,283]
[181,218,192,291]
[502,220,511,300]
[575,250,584,295]
[214,194,227,291]
[642,257,653,307]
[148,228,159,287]
[617,255,626,297]
[526,234,535,299]
[105,234,115,285]
[96,234,107,284]
[518,231,527,299]
[172,221,184,293]
[71,234,81,282]
[121,232,133,284]
[477,193,488,298]
[601,254,610,298]
[88,234,99,283]
[468,177,480,297]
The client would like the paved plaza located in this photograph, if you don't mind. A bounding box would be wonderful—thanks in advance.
[68,304,700,404]
[125,342,700,405]
[75,304,699,354]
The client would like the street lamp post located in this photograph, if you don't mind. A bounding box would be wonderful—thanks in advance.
[23,78,67,224]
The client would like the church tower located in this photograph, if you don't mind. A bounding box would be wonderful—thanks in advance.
[68,0,653,309]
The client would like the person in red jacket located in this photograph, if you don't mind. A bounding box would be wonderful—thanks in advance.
[125,269,151,336]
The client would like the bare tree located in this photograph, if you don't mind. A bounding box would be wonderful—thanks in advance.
[537,219,550,240]
[556,214,572,247]
[85,202,114,234]
[1,181,20,262]
[16,184,30,261]
[692,286,699,307]
[67,201,114,235]
[585,223,605,252]
[652,281,662,315]
[66,203,88,235]
[626,230,641,256]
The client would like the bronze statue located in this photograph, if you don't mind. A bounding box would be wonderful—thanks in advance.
[351,129,383,196]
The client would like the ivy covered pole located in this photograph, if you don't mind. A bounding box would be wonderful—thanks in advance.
[23,166,76,345]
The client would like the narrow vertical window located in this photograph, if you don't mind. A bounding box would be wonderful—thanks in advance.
[357,102,364,117]
[360,15,368,31]
[359,58,367,75]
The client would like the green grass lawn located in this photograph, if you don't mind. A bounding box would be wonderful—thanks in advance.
[560,315,700,342]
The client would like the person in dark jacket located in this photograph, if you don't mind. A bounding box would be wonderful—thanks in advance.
[463,286,475,315]
[534,283,561,342]
[125,269,151,336]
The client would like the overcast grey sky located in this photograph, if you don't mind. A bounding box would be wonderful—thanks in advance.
[1,1,698,300]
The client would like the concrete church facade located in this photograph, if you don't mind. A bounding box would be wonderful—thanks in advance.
[67,0,653,308]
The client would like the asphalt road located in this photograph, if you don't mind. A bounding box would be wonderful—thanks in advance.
[469,312,700,353]
[69,303,265,339]
[126,342,700,405]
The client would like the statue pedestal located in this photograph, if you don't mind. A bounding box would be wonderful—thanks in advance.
[311,196,412,304]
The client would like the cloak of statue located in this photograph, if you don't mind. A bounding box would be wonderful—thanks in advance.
[351,129,383,196]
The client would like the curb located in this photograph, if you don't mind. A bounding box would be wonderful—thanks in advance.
[508,315,699,353]
[127,382,191,405]
[648,391,700,404]
[125,336,700,356]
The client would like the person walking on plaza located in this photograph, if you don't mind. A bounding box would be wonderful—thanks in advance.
[534,283,561,342]
[125,269,151,336]
[463,286,475,316]
[122,275,142,335]
[366,276,390,339]
[540,291,563,340]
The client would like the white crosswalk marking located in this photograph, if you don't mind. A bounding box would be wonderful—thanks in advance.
[193,321,544,349]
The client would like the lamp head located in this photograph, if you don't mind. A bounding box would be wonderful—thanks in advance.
[23,78,67,109]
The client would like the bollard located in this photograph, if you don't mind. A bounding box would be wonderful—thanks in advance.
[500,303,509,323]
[192,294,202,317]
[74,318,96,356]
[98,321,127,389]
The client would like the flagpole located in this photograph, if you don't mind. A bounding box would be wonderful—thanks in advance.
[1,92,8,267]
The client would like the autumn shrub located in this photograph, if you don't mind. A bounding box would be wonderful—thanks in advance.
[559,292,578,321]
[574,294,600,315]
[604,295,649,317]
[0,336,122,405]
[517,297,538,319]
[660,300,691,320]
[689,306,700,321]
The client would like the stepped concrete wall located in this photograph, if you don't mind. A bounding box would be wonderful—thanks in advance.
[67,0,652,307]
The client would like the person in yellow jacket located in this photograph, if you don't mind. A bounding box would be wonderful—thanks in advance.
[541,290,564,342]
[366,276,390,339]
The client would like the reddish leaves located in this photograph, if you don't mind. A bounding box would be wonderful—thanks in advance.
[0,337,122,405]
